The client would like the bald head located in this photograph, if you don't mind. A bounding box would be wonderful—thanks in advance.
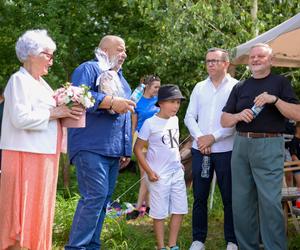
[99,35,124,50]
[98,35,127,70]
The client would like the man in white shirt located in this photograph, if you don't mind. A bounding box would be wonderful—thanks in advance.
[184,48,238,250]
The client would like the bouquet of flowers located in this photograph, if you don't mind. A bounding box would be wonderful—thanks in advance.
[53,82,95,127]
[53,82,95,109]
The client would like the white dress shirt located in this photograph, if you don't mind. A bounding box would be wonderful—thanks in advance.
[184,74,238,153]
[0,67,58,154]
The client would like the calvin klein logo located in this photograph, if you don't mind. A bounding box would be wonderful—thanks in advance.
[161,129,179,148]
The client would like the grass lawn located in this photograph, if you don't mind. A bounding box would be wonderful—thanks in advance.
[53,167,300,249]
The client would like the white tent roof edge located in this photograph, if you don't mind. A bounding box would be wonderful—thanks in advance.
[232,12,300,59]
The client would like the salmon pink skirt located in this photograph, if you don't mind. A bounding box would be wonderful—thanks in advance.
[0,124,62,250]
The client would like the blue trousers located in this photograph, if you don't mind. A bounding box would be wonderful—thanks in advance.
[191,148,236,244]
[65,151,120,250]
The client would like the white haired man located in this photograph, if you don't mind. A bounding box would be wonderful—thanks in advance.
[221,43,300,250]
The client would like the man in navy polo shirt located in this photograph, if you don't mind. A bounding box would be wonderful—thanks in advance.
[221,43,300,250]
[65,35,135,250]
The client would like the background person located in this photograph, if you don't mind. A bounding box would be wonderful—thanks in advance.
[128,74,160,220]
[283,120,295,187]
[0,29,83,250]
[289,121,300,188]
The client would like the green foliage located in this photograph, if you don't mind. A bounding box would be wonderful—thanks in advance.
[53,193,79,247]
[112,171,140,203]
[1,0,300,88]
[1,0,300,136]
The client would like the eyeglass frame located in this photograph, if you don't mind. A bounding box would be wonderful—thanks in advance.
[206,47,230,64]
[40,51,54,61]
[205,59,226,65]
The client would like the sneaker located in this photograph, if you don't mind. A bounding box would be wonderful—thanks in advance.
[145,206,150,214]
[226,242,238,250]
[189,241,205,250]
[170,246,180,250]
[125,210,140,220]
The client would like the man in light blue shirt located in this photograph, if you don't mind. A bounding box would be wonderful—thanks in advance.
[65,35,135,250]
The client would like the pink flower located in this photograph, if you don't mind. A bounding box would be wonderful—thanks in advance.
[53,82,95,108]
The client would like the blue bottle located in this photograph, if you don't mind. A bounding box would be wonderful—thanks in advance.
[251,104,264,118]
[201,155,211,178]
[130,83,145,103]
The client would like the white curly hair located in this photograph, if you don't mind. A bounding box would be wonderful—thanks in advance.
[15,29,56,63]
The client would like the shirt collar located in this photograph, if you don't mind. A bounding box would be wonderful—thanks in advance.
[207,73,231,89]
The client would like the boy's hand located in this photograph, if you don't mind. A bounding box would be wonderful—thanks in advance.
[148,171,159,182]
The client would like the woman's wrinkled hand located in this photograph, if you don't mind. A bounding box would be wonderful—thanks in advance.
[50,105,84,120]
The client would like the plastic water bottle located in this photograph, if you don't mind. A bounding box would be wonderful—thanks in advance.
[251,104,264,118]
[201,155,211,178]
[130,83,145,103]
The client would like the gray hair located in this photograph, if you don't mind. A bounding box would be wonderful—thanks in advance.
[250,43,273,55]
[15,29,56,63]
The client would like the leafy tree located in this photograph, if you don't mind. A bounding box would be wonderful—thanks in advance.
[1,0,300,136]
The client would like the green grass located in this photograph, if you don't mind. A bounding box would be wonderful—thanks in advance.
[53,167,300,250]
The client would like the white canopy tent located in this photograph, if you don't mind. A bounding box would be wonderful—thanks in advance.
[231,12,300,68]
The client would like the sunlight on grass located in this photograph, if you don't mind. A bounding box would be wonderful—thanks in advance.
[53,170,300,249]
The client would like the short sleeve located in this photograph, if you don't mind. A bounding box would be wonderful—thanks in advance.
[279,77,299,104]
[222,84,238,113]
[138,118,151,141]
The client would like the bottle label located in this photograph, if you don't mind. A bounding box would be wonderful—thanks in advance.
[201,155,210,178]
[130,84,145,103]
[251,105,264,118]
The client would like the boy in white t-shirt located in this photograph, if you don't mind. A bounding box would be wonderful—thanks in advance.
[134,84,188,250]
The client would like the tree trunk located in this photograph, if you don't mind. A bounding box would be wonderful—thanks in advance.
[251,0,259,37]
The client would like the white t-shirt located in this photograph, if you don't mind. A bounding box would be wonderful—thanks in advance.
[138,115,181,176]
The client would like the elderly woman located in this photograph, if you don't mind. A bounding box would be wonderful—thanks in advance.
[0,29,83,250]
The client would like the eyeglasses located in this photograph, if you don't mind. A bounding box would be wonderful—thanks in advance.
[40,51,54,61]
[205,59,225,65]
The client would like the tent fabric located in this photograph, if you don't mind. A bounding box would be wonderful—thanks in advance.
[231,13,300,67]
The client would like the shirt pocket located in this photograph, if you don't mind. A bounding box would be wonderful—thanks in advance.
[236,94,252,111]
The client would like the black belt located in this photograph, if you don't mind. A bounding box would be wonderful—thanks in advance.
[237,132,282,138]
